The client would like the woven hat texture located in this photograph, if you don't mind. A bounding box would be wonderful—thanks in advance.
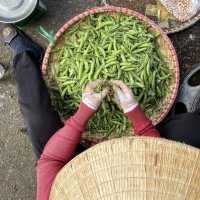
[50,137,200,200]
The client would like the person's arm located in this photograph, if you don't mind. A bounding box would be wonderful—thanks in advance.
[36,102,94,200]
[111,80,160,137]
[36,80,109,200]
[126,105,160,137]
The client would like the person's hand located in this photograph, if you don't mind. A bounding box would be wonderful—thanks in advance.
[111,80,138,113]
[82,80,109,111]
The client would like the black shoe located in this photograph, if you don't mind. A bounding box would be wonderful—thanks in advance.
[0,23,44,64]
[173,64,200,114]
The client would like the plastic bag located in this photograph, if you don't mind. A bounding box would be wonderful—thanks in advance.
[0,64,5,80]
[159,0,200,22]
[191,0,200,14]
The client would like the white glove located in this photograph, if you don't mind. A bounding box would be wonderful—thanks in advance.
[82,80,109,111]
[111,80,138,113]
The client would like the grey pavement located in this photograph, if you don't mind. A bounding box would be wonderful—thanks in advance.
[0,0,200,199]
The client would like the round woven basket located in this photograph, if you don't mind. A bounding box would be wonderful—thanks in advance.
[49,137,200,200]
[42,6,179,143]
[166,11,200,34]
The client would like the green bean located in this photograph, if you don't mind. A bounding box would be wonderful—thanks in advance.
[84,61,90,73]
[96,21,114,30]
[89,60,95,81]
[94,65,104,80]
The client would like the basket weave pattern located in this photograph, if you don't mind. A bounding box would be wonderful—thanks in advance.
[50,137,200,200]
[42,6,179,134]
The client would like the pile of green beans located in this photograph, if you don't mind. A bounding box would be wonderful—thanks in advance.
[47,13,172,137]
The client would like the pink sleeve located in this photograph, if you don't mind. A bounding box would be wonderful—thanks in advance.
[36,102,94,200]
[126,105,160,137]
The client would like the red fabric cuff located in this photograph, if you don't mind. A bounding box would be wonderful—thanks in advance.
[126,105,149,123]
[126,105,160,137]
[72,102,95,127]
[126,105,153,133]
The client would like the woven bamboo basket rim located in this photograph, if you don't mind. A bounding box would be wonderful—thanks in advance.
[42,5,179,138]
[50,136,200,200]
[165,11,200,34]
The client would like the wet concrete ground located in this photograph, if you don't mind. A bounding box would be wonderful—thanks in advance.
[0,0,199,199]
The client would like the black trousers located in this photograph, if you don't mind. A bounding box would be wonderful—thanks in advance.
[14,52,200,158]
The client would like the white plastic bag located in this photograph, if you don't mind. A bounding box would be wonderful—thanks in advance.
[159,0,200,22]
[191,0,200,14]
[0,64,5,80]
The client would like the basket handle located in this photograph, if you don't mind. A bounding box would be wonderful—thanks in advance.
[101,0,111,6]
